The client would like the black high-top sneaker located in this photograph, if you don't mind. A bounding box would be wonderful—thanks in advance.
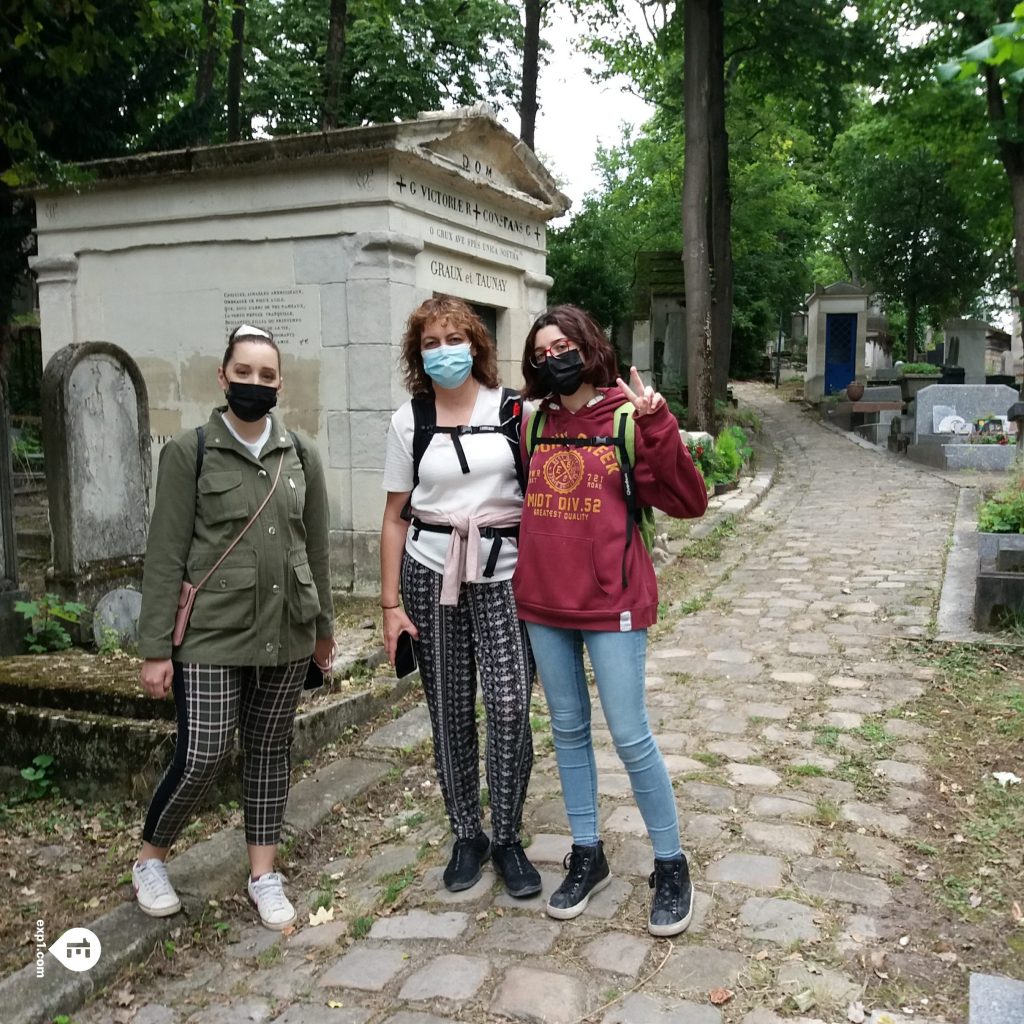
[648,854,693,937]
[545,841,611,920]
[491,841,542,898]
[442,832,491,892]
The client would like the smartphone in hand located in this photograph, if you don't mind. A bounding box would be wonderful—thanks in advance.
[395,631,419,679]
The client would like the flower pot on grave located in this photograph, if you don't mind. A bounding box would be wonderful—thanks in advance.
[845,381,865,402]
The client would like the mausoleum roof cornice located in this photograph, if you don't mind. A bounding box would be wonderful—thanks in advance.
[33,106,571,220]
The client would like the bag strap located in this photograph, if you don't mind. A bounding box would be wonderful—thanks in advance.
[195,426,205,481]
[191,450,286,594]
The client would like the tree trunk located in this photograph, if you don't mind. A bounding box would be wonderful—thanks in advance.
[226,0,246,141]
[195,0,219,107]
[520,0,543,150]
[322,0,348,130]
[707,0,732,403]
[905,296,919,364]
[682,0,714,432]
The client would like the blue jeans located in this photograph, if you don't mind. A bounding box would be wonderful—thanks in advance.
[525,623,682,860]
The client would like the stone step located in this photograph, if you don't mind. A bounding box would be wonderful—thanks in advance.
[15,526,50,560]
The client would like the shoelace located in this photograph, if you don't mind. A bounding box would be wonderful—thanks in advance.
[561,848,592,893]
[651,865,681,910]
[138,861,174,898]
[251,873,290,913]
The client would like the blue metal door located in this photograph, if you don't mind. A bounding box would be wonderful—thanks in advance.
[824,313,857,396]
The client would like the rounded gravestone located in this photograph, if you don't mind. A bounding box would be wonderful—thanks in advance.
[92,587,143,650]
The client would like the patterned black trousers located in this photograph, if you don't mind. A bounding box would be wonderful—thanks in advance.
[143,660,307,848]
[401,552,536,845]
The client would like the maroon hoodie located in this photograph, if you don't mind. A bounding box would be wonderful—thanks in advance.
[513,389,708,631]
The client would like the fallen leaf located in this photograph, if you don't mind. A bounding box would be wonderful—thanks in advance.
[898,935,910,947]
[992,771,1021,787]
[114,986,134,1007]
[754,949,770,960]
[327,1000,345,1008]
[793,988,817,1011]
[1012,901,1022,923]
[83,896,100,909]
[848,1000,866,1023]
[281,924,296,937]
[709,988,733,1006]
[309,906,335,926]
[969,893,983,908]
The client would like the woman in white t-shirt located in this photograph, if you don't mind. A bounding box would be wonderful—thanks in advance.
[380,296,539,898]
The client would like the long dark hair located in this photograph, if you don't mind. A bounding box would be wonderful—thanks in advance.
[520,304,618,400]
[400,296,499,397]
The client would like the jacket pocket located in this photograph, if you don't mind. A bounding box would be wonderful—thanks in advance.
[198,471,246,524]
[287,473,307,519]
[289,559,321,623]
[516,532,616,610]
[192,563,257,629]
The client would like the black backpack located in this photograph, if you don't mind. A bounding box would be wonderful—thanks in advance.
[408,386,526,495]
[404,387,526,580]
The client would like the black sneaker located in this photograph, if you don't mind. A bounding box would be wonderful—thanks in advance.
[492,842,542,898]
[648,855,693,937]
[546,841,611,920]
[442,832,490,892]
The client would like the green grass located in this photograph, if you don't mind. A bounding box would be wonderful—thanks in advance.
[351,915,374,939]
[311,873,336,912]
[813,797,840,824]
[814,726,841,749]
[786,763,826,778]
[380,868,415,905]
[691,751,723,766]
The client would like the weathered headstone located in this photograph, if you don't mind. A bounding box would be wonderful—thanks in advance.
[91,586,143,650]
[41,343,151,622]
[0,371,30,654]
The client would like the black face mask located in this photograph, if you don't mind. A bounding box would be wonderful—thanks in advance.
[225,382,278,422]
[538,349,585,396]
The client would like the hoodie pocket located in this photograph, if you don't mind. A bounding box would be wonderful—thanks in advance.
[516,531,616,610]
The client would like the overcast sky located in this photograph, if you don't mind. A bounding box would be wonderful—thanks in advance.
[499,11,654,223]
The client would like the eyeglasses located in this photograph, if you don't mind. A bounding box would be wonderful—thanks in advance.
[529,338,576,368]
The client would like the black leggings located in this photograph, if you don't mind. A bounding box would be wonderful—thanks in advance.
[401,553,535,845]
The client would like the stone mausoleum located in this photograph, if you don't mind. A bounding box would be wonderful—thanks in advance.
[31,106,570,590]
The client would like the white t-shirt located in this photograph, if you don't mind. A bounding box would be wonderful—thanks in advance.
[382,386,525,580]
[220,412,272,459]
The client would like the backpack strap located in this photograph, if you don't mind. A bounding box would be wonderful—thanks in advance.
[195,426,205,481]
[410,397,437,491]
[499,387,526,493]
[613,404,639,586]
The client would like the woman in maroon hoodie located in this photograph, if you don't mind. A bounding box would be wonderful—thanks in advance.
[514,304,708,936]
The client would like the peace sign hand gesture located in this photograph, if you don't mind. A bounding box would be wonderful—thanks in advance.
[616,366,665,417]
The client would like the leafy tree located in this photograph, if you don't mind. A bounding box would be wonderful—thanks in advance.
[835,139,987,360]
[937,1,1024,314]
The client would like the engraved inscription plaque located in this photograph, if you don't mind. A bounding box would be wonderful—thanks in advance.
[223,287,321,347]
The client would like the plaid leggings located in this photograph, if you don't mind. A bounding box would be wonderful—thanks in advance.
[401,552,535,845]
[143,660,307,847]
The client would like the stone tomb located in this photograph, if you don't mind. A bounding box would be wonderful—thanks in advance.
[906,384,1020,471]
[31,106,570,590]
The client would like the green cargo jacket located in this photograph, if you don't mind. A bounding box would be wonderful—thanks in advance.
[137,408,333,666]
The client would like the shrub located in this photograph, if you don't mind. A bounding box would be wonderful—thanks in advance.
[977,469,1024,534]
[13,594,86,653]
[897,362,941,376]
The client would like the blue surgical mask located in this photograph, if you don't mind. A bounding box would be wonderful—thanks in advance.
[422,344,473,389]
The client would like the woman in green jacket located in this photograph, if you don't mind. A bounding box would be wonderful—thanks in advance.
[133,324,334,930]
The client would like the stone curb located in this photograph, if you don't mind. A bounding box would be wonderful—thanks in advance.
[1,674,407,1024]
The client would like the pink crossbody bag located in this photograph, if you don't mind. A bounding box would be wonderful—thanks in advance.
[172,451,286,647]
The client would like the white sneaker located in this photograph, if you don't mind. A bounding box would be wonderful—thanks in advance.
[133,859,181,917]
[248,872,296,930]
